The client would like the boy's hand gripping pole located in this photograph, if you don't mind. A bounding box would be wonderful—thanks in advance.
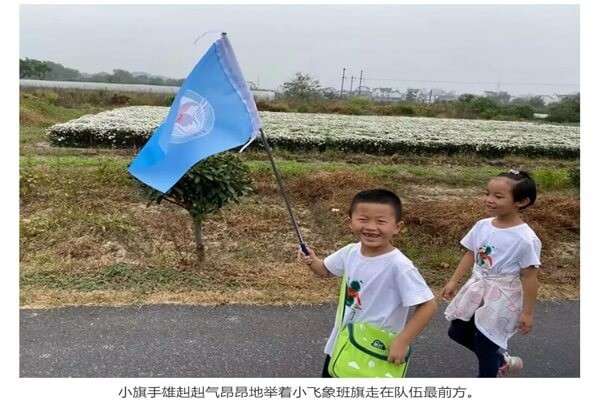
[259,128,309,255]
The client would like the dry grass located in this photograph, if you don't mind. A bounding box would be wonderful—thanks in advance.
[403,193,579,245]
[401,192,580,289]
[20,164,579,308]
[19,90,580,307]
[18,95,579,306]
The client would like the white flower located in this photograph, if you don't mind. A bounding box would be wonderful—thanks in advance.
[46,106,580,156]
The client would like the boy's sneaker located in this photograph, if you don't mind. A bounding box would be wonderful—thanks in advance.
[497,352,523,377]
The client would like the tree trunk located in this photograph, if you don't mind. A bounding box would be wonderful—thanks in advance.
[193,220,205,264]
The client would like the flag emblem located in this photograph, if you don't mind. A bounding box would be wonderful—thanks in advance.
[128,33,261,193]
[172,89,215,143]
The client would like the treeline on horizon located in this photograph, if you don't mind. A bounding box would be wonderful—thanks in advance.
[257,96,581,123]
[20,58,185,87]
[276,73,580,123]
[20,58,580,123]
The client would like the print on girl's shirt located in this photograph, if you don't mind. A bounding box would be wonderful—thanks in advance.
[476,245,494,269]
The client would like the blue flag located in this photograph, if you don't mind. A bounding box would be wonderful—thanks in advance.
[128,34,261,192]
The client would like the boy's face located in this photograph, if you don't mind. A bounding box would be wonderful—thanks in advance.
[348,202,403,252]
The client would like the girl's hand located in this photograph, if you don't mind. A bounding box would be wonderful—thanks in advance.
[387,337,409,365]
[518,312,534,334]
[440,282,458,300]
[297,246,317,266]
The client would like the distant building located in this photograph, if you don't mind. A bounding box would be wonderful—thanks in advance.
[484,90,511,103]
[251,89,276,101]
[371,87,404,102]
[435,93,459,102]
[320,87,338,97]
[354,86,372,98]
[20,79,276,100]
[430,89,458,102]
[540,94,561,105]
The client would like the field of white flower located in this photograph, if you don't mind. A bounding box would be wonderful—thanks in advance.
[47,106,580,157]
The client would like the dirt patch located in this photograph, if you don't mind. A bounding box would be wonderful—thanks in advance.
[287,170,384,207]
[403,185,481,201]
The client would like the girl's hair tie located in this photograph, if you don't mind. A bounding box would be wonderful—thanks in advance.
[508,169,520,175]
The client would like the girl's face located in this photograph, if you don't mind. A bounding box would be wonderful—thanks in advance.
[484,177,524,217]
[348,202,403,254]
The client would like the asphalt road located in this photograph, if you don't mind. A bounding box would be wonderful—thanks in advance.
[20,301,579,378]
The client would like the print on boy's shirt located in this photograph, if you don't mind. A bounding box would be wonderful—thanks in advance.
[345,279,363,320]
[476,245,494,269]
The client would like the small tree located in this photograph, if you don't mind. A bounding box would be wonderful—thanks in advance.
[282,72,322,101]
[528,96,546,110]
[503,104,535,120]
[141,152,254,264]
[547,94,580,123]
[405,88,420,102]
[19,58,52,79]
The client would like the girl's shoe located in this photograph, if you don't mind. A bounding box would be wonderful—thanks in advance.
[497,352,523,377]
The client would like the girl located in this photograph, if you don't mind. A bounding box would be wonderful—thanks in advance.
[440,170,541,377]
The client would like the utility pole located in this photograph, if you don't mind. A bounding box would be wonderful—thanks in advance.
[358,70,363,97]
[428,89,433,104]
[340,68,346,98]
[349,76,355,97]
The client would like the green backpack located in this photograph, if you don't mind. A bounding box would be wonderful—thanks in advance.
[328,245,411,378]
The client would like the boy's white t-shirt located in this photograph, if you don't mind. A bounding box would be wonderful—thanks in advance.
[461,217,541,274]
[322,242,434,355]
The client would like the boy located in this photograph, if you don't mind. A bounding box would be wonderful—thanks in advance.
[297,189,437,377]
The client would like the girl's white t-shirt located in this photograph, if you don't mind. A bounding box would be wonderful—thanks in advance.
[322,242,434,355]
[461,218,541,275]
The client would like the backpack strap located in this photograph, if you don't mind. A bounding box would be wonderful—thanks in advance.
[334,243,359,330]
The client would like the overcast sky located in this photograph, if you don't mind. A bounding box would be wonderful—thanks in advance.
[19,4,579,96]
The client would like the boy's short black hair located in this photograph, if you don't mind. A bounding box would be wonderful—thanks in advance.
[348,189,403,221]
[496,170,537,210]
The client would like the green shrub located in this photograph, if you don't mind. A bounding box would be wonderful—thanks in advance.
[349,98,373,108]
[20,167,43,199]
[33,89,59,105]
[480,109,498,119]
[270,103,291,112]
[391,103,415,116]
[502,104,535,120]
[110,94,130,105]
[547,94,580,123]
[568,167,580,188]
[467,97,498,114]
[163,95,175,107]
[344,103,367,115]
[533,169,571,191]
[414,105,436,117]
[256,100,290,112]
[296,103,313,113]
[141,153,254,263]
[376,105,394,116]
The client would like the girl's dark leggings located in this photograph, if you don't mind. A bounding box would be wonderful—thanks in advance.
[448,316,505,377]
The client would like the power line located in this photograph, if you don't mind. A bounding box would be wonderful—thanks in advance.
[362,77,579,87]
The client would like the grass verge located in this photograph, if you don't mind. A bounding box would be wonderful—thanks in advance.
[19,89,580,308]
